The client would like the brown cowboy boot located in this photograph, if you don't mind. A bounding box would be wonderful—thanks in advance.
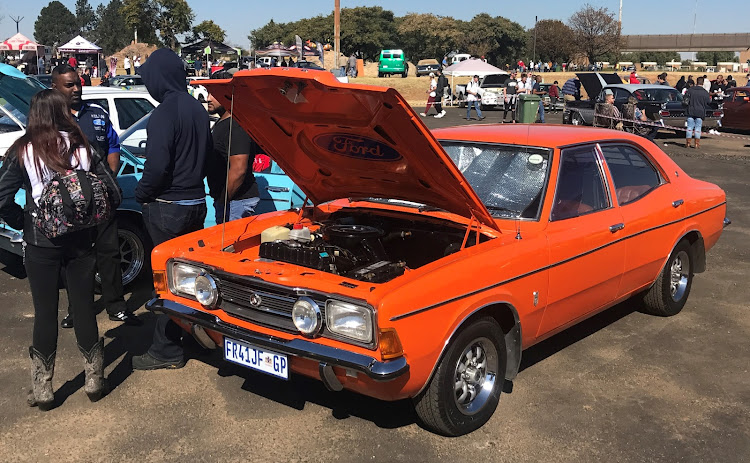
[79,338,107,402]
[27,347,55,410]
[695,138,700,149]
[685,138,691,148]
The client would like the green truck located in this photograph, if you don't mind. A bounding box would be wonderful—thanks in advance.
[378,49,408,78]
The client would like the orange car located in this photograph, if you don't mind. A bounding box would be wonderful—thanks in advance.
[147,69,728,436]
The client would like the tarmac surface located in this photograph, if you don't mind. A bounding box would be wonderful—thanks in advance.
[0,109,748,462]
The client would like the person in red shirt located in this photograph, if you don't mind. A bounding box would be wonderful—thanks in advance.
[548,81,560,113]
[629,71,640,84]
[68,55,78,69]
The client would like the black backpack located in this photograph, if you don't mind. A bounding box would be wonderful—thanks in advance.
[31,169,111,239]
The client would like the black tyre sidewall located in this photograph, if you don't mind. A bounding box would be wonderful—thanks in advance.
[426,317,506,436]
[116,217,153,286]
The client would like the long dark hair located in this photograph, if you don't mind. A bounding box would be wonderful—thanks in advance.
[11,89,91,177]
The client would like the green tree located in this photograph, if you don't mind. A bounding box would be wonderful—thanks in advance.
[568,4,622,65]
[91,0,131,54]
[526,20,576,65]
[696,51,738,65]
[154,0,194,49]
[397,13,462,62]
[188,20,226,43]
[75,0,97,35]
[121,0,158,44]
[340,6,398,60]
[34,1,77,48]
[457,14,526,67]
[249,19,289,48]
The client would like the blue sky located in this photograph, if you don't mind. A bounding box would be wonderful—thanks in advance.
[0,0,739,48]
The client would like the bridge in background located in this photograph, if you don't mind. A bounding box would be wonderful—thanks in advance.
[622,34,750,52]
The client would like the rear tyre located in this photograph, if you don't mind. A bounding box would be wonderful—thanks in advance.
[402,70,408,78]
[414,317,506,436]
[94,218,151,288]
[378,72,383,78]
[571,111,584,126]
[641,240,693,317]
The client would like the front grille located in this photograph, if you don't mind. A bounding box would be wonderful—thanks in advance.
[213,271,327,334]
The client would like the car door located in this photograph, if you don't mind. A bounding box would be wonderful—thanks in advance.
[113,97,155,132]
[538,144,626,337]
[599,143,685,297]
[723,88,749,130]
[254,159,306,214]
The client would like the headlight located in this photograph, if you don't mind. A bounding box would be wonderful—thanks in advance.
[292,297,322,336]
[194,273,218,308]
[169,262,203,298]
[326,300,373,343]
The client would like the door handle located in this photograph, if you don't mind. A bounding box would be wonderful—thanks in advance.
[266,186,290,193]
[672,199,684,208]
[609,223,625,233]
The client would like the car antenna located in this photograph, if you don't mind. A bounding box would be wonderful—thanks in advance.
[515,216,522,240]
[221,82,236,251]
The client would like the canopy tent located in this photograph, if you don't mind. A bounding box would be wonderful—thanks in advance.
[287,44,319,58]
[442,59,507,106]
[0,33,42,52]
[58,35,101,54]
[0,33,46,74]
[442,59,506,77]
[181,39,238,57]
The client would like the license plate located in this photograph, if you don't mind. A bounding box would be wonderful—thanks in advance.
[223,337,289,380]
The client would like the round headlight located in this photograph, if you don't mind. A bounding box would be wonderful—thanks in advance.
[292,297,322,336]
[194,273,218,307]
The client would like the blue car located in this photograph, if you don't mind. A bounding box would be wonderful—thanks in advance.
[0,65,305,285]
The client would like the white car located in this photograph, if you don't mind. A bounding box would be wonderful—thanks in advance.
[187,76,210,102]
[0,85,157,157]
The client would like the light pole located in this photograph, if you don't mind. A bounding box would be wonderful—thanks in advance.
[532,16,537,64]
[334,0,340,71]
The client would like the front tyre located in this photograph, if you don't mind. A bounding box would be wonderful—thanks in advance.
[414,317,506,436]
[641,240,693,316]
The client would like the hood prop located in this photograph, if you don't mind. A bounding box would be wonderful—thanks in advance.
[221,84,236,250]
[460,214,482,250]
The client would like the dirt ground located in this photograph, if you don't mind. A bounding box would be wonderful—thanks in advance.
[0,111,748,462]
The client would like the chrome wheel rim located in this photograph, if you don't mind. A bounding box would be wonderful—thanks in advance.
[453,337,498,415]
[572,113,582,125]
[669,250,690,302]
[95,229,145,287]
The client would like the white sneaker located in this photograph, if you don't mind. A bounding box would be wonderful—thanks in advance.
[419,112,427,117]
[440,110,446,116]
[434,113,444,118]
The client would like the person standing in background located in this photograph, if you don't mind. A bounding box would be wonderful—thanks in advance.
[684,76,711,149]
[68,55,78,69]
[123,56,131,75]
[465,75,485,121]
[548,81,560,113]
[433,68,447,118]
[134,56,141,74]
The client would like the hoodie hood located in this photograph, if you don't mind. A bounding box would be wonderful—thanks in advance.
[138,48,186,103]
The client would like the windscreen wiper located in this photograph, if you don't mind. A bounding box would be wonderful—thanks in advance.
[486,205,520,216]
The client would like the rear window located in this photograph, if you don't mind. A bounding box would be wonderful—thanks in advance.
[633,88,681,102]
[392,54,401,59]
[382,53,391,59]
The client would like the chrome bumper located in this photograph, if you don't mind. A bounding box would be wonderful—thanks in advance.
[146,298,409,382]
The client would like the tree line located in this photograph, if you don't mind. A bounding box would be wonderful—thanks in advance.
[33,0,226,54]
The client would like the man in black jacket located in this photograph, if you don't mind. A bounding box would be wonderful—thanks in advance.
[433,69,447,118]
[684,76,711,149]
[132,48,212,370]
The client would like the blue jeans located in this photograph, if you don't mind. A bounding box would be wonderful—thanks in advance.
[537,102,545,123]
[686,117,703,139]
[466,100,483,119]
[214,196,260,224]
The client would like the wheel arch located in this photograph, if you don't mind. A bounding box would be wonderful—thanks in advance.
[682,230,706,273]
[415,301,523,396]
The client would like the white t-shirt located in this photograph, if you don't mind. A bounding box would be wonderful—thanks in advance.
[124,57,131,69]
[702,80,711,92]
[466,81,481,101]
[21,134,90,206]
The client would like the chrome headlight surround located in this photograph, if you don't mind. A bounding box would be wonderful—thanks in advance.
[194,272,219,308]
[167,261,204,299]
[325,299,374,344]
[291,297,323,337]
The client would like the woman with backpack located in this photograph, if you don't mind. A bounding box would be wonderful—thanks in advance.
[0,89,120,410]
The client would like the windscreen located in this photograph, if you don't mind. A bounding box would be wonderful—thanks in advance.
[482,74,511,87]
[441,141,551,220]
[0,73,45,127]
[119,113,150,157]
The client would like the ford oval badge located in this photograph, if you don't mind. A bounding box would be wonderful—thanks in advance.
[313,133,402,161]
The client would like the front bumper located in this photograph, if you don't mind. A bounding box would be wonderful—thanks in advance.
[147,298,409,382]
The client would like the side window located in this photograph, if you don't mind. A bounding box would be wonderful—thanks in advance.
[86,98,109,112]
[551,145,610,221]
[614,88,629,102]
[733,89,748,101]
[114,98,155,131]
[600,145,661,205]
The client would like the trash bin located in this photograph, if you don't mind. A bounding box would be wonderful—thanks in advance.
[517,94,541,123]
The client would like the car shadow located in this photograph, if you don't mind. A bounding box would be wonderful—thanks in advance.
[0,248,26,279]
[519,299,639,372]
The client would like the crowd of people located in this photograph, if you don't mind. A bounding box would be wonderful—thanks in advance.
[0,48,263,409]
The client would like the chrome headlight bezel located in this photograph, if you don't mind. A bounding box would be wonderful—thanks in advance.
[167,261,204,299]
[194,272,219,308]
[292,297,323,336]
[325,299,375,344]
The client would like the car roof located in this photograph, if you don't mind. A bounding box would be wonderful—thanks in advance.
[605,84,677,91]
[82,87,152,97]
[432,124,648,149]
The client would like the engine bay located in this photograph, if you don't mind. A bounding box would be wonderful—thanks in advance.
[257,211,489,283]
